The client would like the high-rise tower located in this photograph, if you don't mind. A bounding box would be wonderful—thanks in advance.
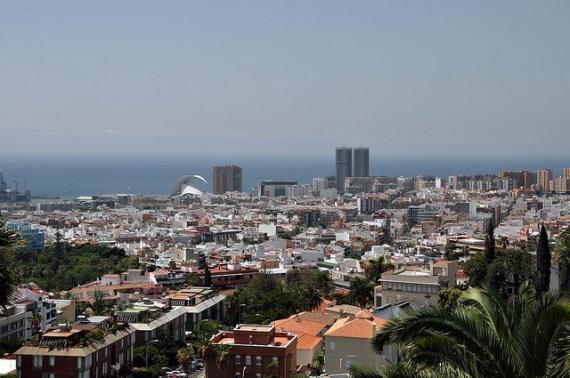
[353,147,369,177]
[213,165,243,194]
[335,147,352,192]
[537,168,553,192]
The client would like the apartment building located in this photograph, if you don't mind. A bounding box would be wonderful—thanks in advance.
[378,260,457,306]
[15,324,135,378]
[206,324,297,378]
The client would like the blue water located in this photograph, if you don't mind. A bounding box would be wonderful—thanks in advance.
[0,155,568,198]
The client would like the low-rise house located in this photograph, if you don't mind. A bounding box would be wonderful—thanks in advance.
[324,310,394,375]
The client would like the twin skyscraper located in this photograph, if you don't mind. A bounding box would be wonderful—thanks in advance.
[335,147,369,192]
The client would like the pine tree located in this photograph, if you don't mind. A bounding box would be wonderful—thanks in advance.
[536,224,551,293]
[484,217,496,263]
[204,265,212,287]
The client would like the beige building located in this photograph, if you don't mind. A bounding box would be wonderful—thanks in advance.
[324,310,395,375]
[537,169,553,192]
[377,260,457,306]
[553,177,570,193]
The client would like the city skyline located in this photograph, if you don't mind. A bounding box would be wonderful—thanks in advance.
[1,1,570,158]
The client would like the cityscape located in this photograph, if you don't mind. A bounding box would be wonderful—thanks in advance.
[2,2,570,378]
[2,147,570,377]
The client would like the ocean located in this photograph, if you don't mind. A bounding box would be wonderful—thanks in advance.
[0,156,567,199]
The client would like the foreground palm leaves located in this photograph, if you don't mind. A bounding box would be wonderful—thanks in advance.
[373,286,570,378]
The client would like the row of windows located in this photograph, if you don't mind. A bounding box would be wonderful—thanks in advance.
[235,373,262,378]
[214,274,254,282]
[235,355,278,366]
[0,319,25,333]
[382,283,438,294]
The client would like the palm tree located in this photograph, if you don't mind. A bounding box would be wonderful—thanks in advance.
[555,228,570,292]
[372,286,570,377]
[176,346,195,373]
[365,256,387,283]
[349,362,469,378]
[91,290,106,315]
[295,284,322,311]
[266,358,279,378]
[349,278,374,308]
[0,221,20,309]
[30,312,42,335]
[215,343,232,367]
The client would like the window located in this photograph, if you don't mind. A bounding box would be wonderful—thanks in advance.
[245,355,251,365]
[256,356,262,366]
[345,355,357,369]
[235,355,241,365]
[49,356,55,366]
[330,341,336,350]
[33,356,43,368]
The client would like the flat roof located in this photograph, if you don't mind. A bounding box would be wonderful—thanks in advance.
[397,271,430,277]
[237,324,274,332]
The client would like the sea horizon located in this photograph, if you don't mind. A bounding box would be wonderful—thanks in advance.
[0,155,568,199]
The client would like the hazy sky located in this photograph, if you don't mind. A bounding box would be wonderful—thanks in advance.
[1,1,569,159]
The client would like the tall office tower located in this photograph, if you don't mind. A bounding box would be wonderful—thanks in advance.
[335,147,352,192]
[213,165,243,194]
[563,167,570,178]
[537,168,553,192]
[353,147,370,177]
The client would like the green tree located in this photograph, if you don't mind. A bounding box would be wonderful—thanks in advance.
[536,224,551,294]
[484,217,496,263]
[304,271,335,298]
[197,320,226,341]
[365,257,387,283]
[204,265,212,287]
[0,338,23,356]
[349,362,467,378]
[0,221,20,309]
[176,346,195,373]
[349,278,374,308]
[215,343,232,367]
[266,358,279,378]
[462,253,487,287]
[309,352,325,376]
[485,250,534,295]
[437,288,463,312]
[373,286,570,378]
[91,290,106,315]
[555,228,570,292]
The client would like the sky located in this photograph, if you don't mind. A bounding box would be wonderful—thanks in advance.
[0,1,569,159]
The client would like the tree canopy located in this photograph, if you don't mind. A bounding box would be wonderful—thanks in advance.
[11,242,138,291]
[225,271,330,324]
